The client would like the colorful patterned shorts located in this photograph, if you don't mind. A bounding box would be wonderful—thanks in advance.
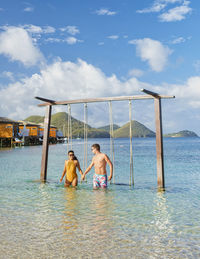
[93,174,107,188]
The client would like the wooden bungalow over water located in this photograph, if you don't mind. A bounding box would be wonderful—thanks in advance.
[0,117,59,147]
[18,121,41,145]
[0,117,20,147]
[39,124,58,144]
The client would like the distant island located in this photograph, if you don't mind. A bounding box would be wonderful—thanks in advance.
[25,113,198,138]
[164,130,199,138]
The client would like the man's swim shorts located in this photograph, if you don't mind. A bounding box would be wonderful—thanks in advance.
[93,173,107,188]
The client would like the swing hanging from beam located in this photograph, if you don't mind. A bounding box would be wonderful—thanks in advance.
[67,104,72,152]
[35,89,175,189]
[109,101,115,184]
[83,103,88,172]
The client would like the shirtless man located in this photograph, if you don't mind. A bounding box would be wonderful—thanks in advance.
[82,143,113,189]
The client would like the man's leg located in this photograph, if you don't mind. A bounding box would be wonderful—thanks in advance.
[100,175,107,189]
[93,174,100,189]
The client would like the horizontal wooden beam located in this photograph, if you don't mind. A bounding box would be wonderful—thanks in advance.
[141,88,175,99]
[35,96,56,104]
[36,92,175,107]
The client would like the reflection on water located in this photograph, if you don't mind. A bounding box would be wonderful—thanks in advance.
[63,188,79,234]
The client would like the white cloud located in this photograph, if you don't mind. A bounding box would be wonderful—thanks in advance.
[1,58,200,134]
[95,8,117,16]
[0,26,44,66]
[24,24,43,34]
[23,24,55,34]
[137,0,182,13]
[129,38,172,72]
[170,35,191,44]
[43,26,56,34]
[60,26,80,35]
[159,1,192,21]
[0,71,14,81]
[137,0,192,22]
[157,76,200,109]
[24,7,34,12]
[171,36,185,44]
[45,38,62,43]
[137,2,166,13]
[170,36,185,44]
[0,59,143,120]
[128,69,144,78]
[45,37,83,45]
[107,35,119,40]
[65,37,83,45]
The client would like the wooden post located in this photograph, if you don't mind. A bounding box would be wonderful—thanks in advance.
[40,105,52,181]
[154,97,165,189]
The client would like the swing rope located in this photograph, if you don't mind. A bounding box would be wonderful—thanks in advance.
[83,103,88,172]
[129,100,134,186]
[109,101,115,184]
[67,104,72,153]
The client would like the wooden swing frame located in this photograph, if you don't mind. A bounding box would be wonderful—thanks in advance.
[35,89,175,189]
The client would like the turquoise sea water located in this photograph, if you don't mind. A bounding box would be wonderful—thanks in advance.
[0,138,200,258]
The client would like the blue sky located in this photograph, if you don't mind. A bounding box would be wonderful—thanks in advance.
[0,0,200,134]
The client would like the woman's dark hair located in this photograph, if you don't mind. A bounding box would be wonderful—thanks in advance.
[68,150,78,161]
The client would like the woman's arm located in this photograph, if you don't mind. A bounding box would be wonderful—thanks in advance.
[60,161,67,182]
[77,160,83,176]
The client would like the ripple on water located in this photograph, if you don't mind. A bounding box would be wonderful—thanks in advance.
[1,139,200,258]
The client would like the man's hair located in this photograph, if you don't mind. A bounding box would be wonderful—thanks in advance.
[92,143,100,151]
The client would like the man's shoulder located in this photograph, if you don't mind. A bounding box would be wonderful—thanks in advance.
[101,153,107,157]
[99,153,108,159]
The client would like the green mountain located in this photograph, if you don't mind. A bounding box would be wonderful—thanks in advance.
[114,120,155,138]
[164,130,198,137]
[98,124,120,132]
[25,114,156,138]
[25,112,110,138]
[25,115,44,124]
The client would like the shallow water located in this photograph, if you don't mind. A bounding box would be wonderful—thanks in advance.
[0,138,200,258]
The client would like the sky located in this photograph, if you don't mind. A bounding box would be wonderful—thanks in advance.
[0,0,200,134]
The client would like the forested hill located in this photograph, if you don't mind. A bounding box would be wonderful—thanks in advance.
[114,120,155,138]
[25,113,157,138]
[98,124,120,131]
[25,112,110,138]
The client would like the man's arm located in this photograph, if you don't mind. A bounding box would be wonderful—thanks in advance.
[82,159,94,180]
[105,154,113,181]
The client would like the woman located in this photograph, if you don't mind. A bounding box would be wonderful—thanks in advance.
[60,150,83,187]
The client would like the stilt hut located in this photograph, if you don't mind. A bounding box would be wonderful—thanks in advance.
[39,124,57,144]
[0,117,20,147]
[18,121,40,145]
